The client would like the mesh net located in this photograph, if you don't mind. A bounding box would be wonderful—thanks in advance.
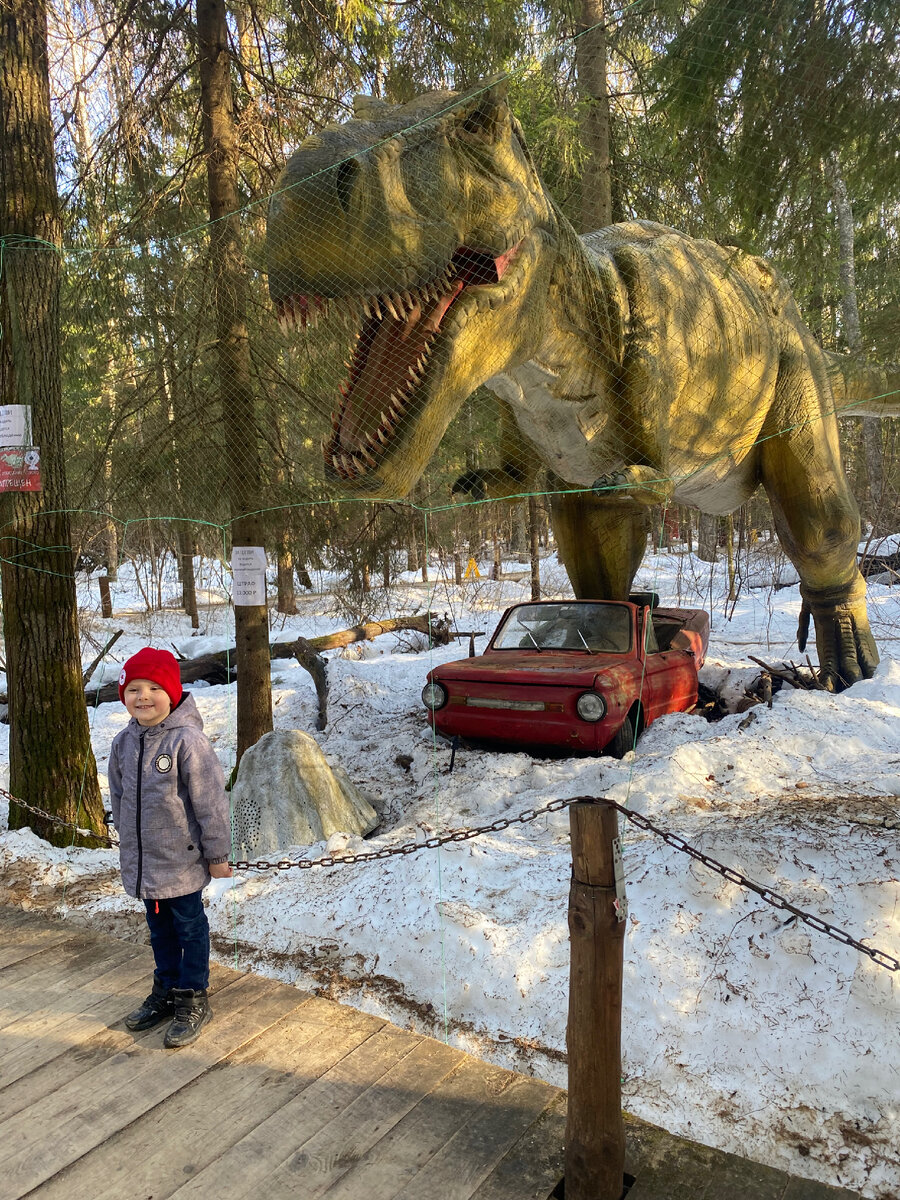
[2,1,899,736]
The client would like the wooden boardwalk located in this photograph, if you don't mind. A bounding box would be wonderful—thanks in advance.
[0,906,861,1200]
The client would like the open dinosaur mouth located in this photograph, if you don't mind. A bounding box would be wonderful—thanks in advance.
[274,241,522,480]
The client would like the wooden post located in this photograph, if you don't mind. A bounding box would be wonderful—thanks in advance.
[565,799,626,1200]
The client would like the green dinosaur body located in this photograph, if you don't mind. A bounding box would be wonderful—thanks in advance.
[267,82,899,691]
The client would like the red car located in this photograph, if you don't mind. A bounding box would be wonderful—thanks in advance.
[422,597,709,756]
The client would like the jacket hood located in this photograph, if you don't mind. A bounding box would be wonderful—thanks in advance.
[126,689,203,733]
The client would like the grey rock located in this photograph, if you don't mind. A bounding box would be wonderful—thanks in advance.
[230,730,378,856]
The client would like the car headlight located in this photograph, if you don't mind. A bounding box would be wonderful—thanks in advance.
[576,691,606,722]
[422,681,449,711]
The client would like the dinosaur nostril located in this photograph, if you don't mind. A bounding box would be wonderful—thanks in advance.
[334,158,359,213]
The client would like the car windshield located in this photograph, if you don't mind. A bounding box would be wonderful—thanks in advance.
[492,603,632,653]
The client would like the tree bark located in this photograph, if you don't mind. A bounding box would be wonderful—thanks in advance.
[825,152,884,530]
[528,495,541,601]
[196,0,272,762]
[0,0,104,844]
[697,512,718,562]
[576,0,612,233]
[275,528,298,614]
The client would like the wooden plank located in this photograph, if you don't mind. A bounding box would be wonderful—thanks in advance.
[0,935,136,1028]
[782,1178,861,1199]
[391,1075,560,1200]
[165,1023,421,1200]
[0,907,51,936]
[260,1035,466,1199]
[0,947,151,1086]
[25,998,385,1200]
[696,1155,790,1200]
[0,917,73,968]
[473,1091,568,1200]
[0,971,301,1200]
[627,1157,720,1199]
[0,959,242,1123]
[322,1056,521,1200]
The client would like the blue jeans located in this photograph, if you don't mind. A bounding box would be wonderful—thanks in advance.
[144,890,210,991]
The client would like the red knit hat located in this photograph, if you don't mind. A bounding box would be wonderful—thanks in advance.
[118,647,183,709]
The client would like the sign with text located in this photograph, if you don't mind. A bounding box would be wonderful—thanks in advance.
[0,447,41,492]
[231,545,267,606]
[0,405,32,446]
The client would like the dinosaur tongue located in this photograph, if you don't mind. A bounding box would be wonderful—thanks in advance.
[338,281,464,449]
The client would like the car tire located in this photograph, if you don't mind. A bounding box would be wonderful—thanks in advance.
[606,713,636,758]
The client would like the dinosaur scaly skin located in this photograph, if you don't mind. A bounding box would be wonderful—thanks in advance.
[267,81,898,691]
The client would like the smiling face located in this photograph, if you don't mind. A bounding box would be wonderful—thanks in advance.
[266,82,559,497]
[123,679,172,727]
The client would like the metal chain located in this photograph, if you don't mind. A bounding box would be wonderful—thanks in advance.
[4,787,897,972]
[2,791,118,846]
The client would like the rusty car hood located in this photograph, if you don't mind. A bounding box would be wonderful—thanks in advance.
[431,651,632,688]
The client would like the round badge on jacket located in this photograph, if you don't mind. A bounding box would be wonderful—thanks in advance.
[155,753,173,773]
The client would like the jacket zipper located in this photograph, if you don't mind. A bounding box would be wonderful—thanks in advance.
[135,730,146,897]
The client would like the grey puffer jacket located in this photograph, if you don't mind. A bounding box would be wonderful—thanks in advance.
[108,692,231,900]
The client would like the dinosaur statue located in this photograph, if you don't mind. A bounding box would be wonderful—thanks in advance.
[267,80,900,691]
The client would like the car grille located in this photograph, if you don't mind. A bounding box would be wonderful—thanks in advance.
[463,697,547,711]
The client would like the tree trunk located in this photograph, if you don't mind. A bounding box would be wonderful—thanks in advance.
[177,525,199,628]
[697,512,718,562]
[0,0,104,844]
[528,495,541,601]
[825,152,884,531]
[197,0,272,762]
[510,501,528,557]
[576,0,612,234]
[275,528,298,614]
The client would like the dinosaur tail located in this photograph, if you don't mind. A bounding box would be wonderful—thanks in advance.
[825,351,900,416]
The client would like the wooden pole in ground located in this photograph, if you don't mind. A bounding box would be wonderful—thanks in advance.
[566,798,626,1200]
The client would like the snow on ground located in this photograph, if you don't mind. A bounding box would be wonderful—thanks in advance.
[1,536,899,1197]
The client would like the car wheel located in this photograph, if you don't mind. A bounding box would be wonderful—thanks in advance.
[606,714,636,758]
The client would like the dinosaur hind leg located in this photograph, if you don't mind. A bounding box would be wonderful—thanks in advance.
[761,357,878,690]
[550,488,650,599]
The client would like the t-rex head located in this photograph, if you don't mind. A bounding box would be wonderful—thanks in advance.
[267,80,559,497]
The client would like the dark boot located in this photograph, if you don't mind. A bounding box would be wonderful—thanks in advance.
[163,988,212,1048]
[124,978,174,1031]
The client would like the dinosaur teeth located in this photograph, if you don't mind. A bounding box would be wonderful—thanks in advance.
[385,296,400,320]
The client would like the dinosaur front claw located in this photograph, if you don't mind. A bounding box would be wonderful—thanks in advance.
[800,578,879,692]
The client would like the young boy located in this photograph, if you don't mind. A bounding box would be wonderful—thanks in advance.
[108,647,232,1048]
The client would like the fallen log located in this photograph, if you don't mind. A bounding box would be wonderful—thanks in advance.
[82,613,453,707]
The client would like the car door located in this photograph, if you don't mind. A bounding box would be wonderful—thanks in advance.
[641,609,697,722]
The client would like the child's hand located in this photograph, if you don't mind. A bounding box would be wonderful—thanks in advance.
[209,862,233,878]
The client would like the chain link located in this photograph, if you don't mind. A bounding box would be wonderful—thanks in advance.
[2,790,118,846]
[4,788,897,972]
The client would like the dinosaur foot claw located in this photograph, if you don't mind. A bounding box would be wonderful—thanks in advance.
[801,582,879,692]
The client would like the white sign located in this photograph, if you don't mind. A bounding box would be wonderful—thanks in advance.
[0,406,31,446]
[231,546,267,607]
[231,545,267,572]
